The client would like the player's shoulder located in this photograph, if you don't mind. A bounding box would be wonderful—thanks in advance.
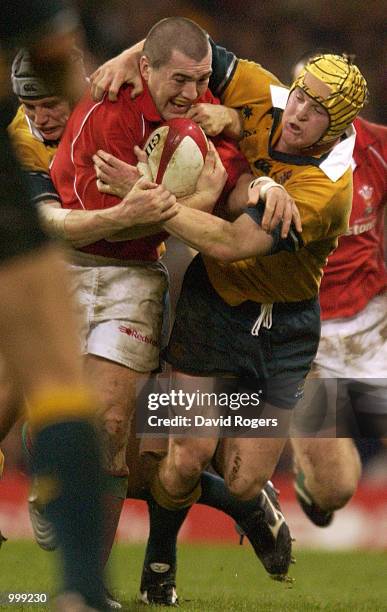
[8,106,48,163]
[354,117,387,150]
[287,165,352,209]
[233,59,282,91]
[67,85,139,138]
[8,105,29,138]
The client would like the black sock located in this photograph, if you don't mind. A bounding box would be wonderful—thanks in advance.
[143,494,190,568]
[199,471,262,523]
[33,420,105,608]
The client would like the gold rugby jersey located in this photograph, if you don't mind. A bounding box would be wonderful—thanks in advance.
[204,58,354,305]
[8,105,60,204]
[8,105,57,172]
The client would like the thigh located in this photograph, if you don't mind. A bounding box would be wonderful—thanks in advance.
[166,435,218,468]
[71,258,168,373]
[0,246,85,395]
[168,371,226,434]
[292,437,360,484]
[84,354,143,420]
[85,355,145,474]
[0,359,24,441]
[217,434,287,497]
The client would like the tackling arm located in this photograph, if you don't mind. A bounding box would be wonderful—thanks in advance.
[164,204,273,262]
[38,179,178,248]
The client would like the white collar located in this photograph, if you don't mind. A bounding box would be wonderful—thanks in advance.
[25,113,44,143]
[269,85,356,182]
[270,84,289,109]
[319,124,356,182]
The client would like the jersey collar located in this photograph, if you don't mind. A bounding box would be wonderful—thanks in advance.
[269,85,356,182]
[136,80,162,123]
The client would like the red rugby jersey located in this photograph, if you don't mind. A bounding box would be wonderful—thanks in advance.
[320,118,387,320]
[51,82,248,261]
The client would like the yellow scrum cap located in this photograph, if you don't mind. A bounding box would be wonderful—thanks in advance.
[290,54,368,145]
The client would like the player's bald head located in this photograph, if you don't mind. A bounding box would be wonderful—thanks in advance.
[143,17,210,69]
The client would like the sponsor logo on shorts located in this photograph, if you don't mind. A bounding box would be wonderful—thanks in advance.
[118,325,158,347]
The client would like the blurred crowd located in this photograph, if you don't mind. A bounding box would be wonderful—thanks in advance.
[77,0,385,122]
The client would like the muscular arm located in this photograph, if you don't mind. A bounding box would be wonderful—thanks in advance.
[38,180,178,248]
[164,204,273,262]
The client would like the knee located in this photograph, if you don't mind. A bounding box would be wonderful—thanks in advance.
[100,400,129,442]
[225,471,267,501]
[172,441,213,483]
[317,477,358,511]
[311,451,361,511]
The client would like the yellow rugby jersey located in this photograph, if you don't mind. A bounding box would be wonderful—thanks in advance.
[204,58,354,305]
[8,105,58,172]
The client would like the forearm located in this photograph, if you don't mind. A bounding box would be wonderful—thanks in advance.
[224,173,253,219]
[119,40,144,59]
[178,192,216,214]
[164,205,232,258]
[164,204,272,262]
[105,223,163,242]
[63,207,128,247]
[39,201,136,248]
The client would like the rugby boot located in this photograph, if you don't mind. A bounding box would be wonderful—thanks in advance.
[139,562,178,606]
[237,481,293,581]
[28,479,58,551]
[104,589,122,610]
[294,471,333,527]
[22,423,58,551]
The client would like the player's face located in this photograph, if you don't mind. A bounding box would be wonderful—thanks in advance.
[280,88,330,152]
[141,48,212,120]
[20,97,71,141]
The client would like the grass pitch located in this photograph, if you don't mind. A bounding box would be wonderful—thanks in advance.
[0,541,386,611]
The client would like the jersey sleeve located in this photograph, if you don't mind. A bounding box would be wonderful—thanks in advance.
[243,203,303,254]
[27,171,61,204]
[208,39,282,108]
[70,95,139,209]
[209,38,238,97]
[221,59,282,109]
[11,138,51,174]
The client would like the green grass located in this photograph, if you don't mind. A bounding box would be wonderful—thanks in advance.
[0,542,386,611]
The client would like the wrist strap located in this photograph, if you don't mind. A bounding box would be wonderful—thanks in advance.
[248,176,286,202]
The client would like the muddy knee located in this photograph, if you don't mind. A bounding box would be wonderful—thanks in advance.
[99,404,131,473]
[172,440,213,484]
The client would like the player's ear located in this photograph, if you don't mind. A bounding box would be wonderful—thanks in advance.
[140,56,151,82]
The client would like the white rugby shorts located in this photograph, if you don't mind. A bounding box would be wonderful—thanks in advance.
[69,252,168,372]
[314,293,387,382]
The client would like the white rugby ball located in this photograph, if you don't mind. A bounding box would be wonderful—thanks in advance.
[143,118,208,198]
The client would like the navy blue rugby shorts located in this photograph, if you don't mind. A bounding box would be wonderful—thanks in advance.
[164,255,320,409]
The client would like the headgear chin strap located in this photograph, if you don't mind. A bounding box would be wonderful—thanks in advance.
[290,54,368,146]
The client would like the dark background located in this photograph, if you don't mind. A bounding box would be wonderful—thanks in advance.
[77,0,386,122]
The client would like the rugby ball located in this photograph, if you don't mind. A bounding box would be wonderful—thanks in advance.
[143,118,208,198]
